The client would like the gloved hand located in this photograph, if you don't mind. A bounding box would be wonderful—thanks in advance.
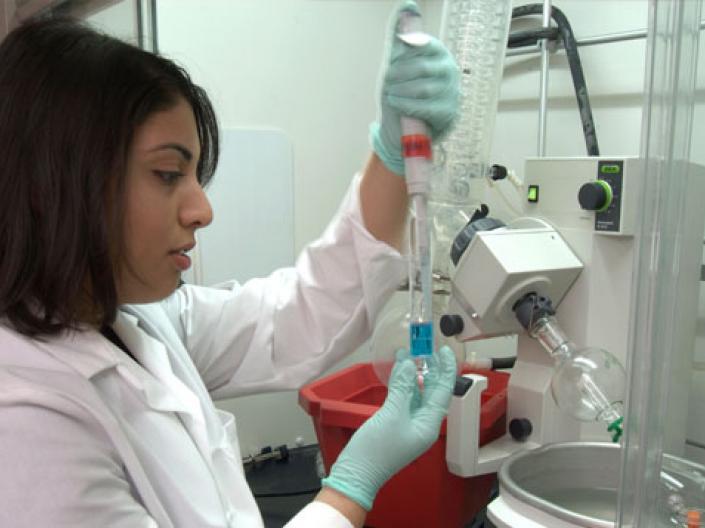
[321,346,457,511]
[371,0,460,176]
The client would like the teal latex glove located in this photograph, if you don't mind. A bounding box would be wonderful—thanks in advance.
[371,1,460,176]
[321,346,457,511]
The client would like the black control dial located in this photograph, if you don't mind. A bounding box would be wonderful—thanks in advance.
[578,181,613,212]
[509,418,533,441]
[440,314,464,337]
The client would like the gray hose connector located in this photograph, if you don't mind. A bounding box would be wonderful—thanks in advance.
[513,293,555,331]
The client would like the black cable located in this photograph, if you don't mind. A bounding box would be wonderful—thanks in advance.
[253,487,321,498]
[510,4,600,156]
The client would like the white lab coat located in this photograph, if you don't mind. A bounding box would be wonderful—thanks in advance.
[0,175,405,528]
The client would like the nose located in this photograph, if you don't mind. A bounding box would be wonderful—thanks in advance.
[180,178,213,230]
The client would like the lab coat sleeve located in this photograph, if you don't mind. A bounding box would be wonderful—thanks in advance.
[284,501,354,528]
[161,172,406,396]
[0,389,158,528]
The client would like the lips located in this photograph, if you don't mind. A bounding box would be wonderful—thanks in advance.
[172,242,195,254]
[170,242,195,271]
[171,251,191,271]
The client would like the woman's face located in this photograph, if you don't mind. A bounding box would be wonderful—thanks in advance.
[117,97,213,304]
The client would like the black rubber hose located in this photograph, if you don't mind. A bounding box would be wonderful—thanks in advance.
[508,27,560,49]
[511,4,600,156]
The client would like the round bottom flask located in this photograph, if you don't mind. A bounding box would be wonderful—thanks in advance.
[550,346,625,424]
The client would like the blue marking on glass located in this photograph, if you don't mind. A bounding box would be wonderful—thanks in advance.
[410,321,433,358]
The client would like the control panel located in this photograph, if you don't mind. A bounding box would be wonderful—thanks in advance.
[593,160,623,232]
[524,157,640,236]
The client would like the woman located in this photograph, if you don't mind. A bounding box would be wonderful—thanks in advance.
[0,2,460,527]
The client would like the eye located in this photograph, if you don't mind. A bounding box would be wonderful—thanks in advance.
[154,170,183,185]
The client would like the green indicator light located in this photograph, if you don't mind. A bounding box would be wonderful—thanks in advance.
[601,164,621,174]
[528,185,539,202]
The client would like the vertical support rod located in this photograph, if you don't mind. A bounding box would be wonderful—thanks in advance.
[0,1,14,41]
[135,0,144,49]
[537,0,552,156]
[149,0,158,54]
[136,0,159,53]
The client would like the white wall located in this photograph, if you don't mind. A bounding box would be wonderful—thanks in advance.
[156,0,705,462]
[157,0,406,253]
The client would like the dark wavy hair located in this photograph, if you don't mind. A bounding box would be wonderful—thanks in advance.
[0,17,219,337]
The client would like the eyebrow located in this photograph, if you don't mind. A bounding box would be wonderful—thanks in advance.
[148,143,193,162]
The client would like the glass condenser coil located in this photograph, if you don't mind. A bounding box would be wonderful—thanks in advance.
[430,0,513,280]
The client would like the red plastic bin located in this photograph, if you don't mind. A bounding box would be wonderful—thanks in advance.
[299,363,509,528]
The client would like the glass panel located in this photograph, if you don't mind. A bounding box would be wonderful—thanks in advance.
[688,1,705,471]
[619,0,705,526]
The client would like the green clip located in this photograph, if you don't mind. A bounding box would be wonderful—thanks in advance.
[607,417,624,443]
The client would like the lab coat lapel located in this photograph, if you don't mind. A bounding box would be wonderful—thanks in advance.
[112,312,213,461]
[121,305,241,461]
[34,325,120,379]
[121,304,265,527]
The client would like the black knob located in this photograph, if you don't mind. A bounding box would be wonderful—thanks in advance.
[453,375,474,396]
[440,314,464,337]
[578,181,612,211]
[276,444,289,462]
[490,164,507,181]
[509,418,533,442]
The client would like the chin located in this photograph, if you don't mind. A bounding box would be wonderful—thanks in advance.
[120,283,179,305]
[154,282,180,302]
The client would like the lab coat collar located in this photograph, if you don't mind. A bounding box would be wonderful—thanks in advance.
[33,324,122,380]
